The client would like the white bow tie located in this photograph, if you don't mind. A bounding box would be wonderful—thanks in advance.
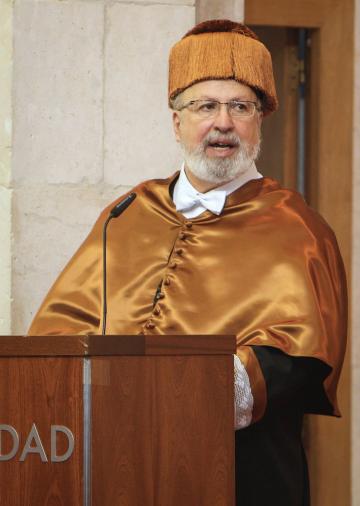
[175,188,227,216]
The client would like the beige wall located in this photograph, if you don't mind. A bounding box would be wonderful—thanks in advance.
[8,0,195,333]
[196,0,244,22]
[0,0,12,335]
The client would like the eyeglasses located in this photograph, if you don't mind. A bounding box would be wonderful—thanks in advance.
[177,99,260,119]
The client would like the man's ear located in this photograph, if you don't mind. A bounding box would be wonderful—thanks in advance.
[172,111,181,142]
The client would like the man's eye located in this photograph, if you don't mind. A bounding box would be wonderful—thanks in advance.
[197,101,218,112]
[231,101,249,113]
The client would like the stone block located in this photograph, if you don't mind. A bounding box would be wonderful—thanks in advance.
[104,3,194,186]
[196,0,244,23]
[12,2,104,185]
[11,183,129,334]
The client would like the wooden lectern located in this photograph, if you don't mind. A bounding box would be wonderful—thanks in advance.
[0,335,235,505]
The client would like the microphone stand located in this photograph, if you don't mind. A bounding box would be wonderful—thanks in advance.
[102,192,137,335]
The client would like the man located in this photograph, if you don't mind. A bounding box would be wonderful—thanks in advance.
[29,20,347,505]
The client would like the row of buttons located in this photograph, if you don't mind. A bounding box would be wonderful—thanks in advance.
[143,221,193,331]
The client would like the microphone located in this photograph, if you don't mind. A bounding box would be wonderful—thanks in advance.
[109,192,137,218]
[102,192,137,335]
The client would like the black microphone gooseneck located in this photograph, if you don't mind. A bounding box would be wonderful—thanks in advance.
[102,192,137,335]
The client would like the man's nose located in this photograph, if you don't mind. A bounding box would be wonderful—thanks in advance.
[212,103,234,131]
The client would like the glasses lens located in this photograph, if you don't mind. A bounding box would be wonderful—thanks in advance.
[188,100,219,117]
[229,101,255,117]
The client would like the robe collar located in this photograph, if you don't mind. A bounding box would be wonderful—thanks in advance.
[173,162,263,218]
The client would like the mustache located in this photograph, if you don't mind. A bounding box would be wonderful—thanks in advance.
[203,131,241,147]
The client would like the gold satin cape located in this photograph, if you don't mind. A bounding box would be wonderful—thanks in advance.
[28,175,347,422]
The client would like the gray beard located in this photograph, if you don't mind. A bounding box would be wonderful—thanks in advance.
[181,134,261,185]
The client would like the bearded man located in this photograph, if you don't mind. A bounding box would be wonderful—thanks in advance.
[29,20,347,506]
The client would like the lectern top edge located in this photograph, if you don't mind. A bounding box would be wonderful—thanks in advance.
[0,334,236,357]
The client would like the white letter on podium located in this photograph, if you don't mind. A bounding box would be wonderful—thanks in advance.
[51,425,75,462]
[19,423,48,462]
[0,425,19,461]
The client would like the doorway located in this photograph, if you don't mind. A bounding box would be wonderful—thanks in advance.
[246,2,353,505]
[249,26,308,194]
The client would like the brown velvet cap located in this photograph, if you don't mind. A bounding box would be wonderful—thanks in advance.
[168,20,278,116]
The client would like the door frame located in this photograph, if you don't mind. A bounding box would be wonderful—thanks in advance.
[245,1,353,505]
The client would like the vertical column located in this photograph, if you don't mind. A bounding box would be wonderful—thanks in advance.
[0,0,13,335]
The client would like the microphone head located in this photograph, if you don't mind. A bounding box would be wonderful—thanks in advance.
[110,192,137,218]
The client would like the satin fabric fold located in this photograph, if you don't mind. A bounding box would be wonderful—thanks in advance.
[28,173,347,416]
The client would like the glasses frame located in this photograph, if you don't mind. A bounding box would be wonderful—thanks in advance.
[177,99,261,118]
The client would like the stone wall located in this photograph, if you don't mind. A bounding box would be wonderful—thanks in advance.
[0,0,12,335]
[9,0,196,333]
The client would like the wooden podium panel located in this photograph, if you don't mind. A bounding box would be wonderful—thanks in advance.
[92,355,234,506]
[0,357,83,505]
[0,335,235,506]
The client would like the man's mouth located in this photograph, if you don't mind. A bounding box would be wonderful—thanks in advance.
[208,141,237,149]
[206,135,240,148]
[205,139,240,156]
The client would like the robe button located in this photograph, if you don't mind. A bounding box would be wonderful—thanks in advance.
[164,277,171,286]
[169,261,177,269]
[146,321,155,329]
[179,232,187,240]
[175,248,183,255]
[185,222,193,229]
[153,307,161,316]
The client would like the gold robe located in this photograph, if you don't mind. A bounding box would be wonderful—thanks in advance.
[28,174,347,421]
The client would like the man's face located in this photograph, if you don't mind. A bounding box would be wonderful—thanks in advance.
[172,80,262,185]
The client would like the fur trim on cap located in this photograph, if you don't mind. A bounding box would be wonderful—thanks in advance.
[168,19,278,116]
[184,19,259,40]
